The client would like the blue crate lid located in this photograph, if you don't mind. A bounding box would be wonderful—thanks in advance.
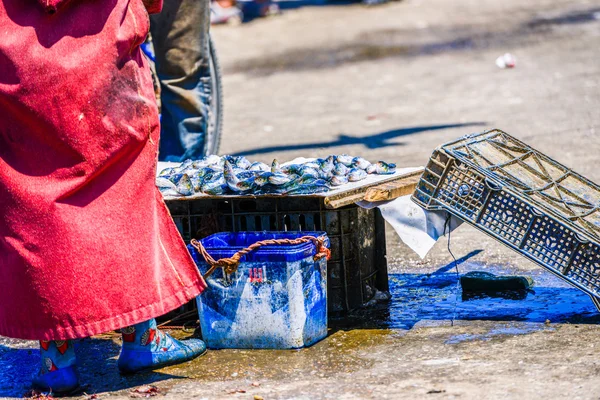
[188,231,329,263]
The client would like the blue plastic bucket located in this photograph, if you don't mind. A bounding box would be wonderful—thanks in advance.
[188,231,329,349]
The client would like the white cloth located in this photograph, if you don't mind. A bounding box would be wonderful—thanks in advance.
[357,195,462,259]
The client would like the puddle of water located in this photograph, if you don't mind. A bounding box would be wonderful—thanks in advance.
[341,262,600,331]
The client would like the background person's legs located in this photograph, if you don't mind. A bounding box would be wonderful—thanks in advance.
[151,0,211,162]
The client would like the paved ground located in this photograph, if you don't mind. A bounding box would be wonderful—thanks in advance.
[2,0,600,398]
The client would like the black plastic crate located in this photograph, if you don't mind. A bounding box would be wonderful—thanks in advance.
[166,196,389,315]
[412,129,600,310]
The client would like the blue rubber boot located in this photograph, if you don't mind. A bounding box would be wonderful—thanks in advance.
[117,319,207,374]
[32,340,80,394]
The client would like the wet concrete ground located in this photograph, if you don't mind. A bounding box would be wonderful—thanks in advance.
[1,261,599,399]
[2,0,600,398]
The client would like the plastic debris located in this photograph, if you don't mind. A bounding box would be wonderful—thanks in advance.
[495,53,516,69]
[130,386,160,398]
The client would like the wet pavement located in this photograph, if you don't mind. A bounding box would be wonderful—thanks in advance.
[1,260,599,399]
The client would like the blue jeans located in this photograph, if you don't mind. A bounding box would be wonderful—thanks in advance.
[150,0,211,162]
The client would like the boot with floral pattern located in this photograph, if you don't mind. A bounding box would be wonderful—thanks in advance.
[117,318,206,374]
[32,340,80,394]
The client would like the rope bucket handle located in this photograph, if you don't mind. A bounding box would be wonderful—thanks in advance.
[190,236,331,279]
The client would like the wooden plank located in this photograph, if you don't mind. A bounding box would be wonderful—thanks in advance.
[323,191,367,209]
[363,170,423,202]
[322,167,423,209]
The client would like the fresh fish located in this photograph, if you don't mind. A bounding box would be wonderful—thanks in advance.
[281,164,302,175]
[330,175,349,186]
[317,158,334,174]
[335,154,354,167]
[352,157,371,170]
[178,159,194,171]
[299,166,320,179]
[236,170,260,180]
[269,172,292,186]
[303,161,321,170]
[158,167,177,177]
[249,162,270,172]
[226,156,251,170]
[254,172,272,187]
[202,175,227,195]
[156,176,176,189]
[295,176,328,186]
[190,175,203,192]
[169,173,194,196]
[333,163,349,176]
[205,154,222,165]
[195,166,217,180]
[348,168,368,182]
[271,159,280,173]
[286,183,330,195]
[224,160,254,193]
[368,161,396,175]
[160,153,397,196]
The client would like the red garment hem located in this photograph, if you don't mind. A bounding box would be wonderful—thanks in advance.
[0,279,206,341]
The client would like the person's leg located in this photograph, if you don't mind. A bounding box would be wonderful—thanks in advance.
[150,0,211,162]
[32,340,80,393]
[117,318,206,374]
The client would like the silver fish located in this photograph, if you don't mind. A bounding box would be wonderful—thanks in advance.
[229,156,252,170]
[269,172,292,186]
[204,154,222,166]
[271,159,280,173]
[254,172,271,187]
[236,170,260,180]
[178,159,194,171]
[224,160,254,193]
[299,166,320,179]
[286,183,330,195]
[158,167,177,177]
[317,158,334,174]
[330,175,349,186]
[348,168,368,182]
[249,162,270,172]
[202,175,227,195]
[156,176,176,189]
[374,161,396,174]
[335,154,354,167]
[169,173,194,196]
[281,164,302,175]
[295,176,327,186]
[352,157,371,170]
[190,175,203,192]
[303,161,321,170]
[333,163,349,176]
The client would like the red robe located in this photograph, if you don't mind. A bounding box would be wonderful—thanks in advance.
[0,0,206,340]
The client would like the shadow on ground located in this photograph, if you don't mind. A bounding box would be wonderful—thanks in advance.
[232,122,484,156]
[0,337,186,398]
[228,6,600,75]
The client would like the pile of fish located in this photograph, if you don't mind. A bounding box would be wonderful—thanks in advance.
[157,155,396,196]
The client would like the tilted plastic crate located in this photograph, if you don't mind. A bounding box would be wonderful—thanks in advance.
[412,129,600,310]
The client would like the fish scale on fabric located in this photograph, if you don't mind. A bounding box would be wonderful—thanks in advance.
[158,154,397,196]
